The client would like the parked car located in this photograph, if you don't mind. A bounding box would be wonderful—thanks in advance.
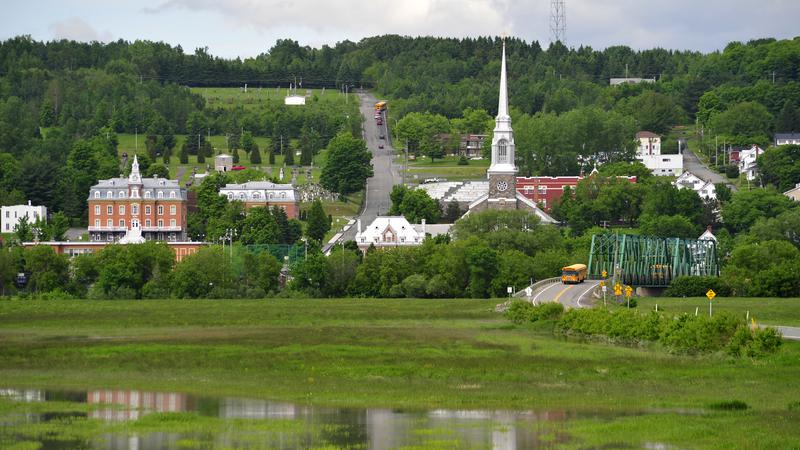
[379,134,385,139]
[231,165,246,171]
[378,143,384,149]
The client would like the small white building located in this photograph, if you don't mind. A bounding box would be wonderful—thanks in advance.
[354,216,442,252]
[2,201,47,233]
[674,171,717,200]
[284,95,306,106]
[775,133,800,146]
[634,131,683,176]
[738,145,764,181]
[215,154,233,172]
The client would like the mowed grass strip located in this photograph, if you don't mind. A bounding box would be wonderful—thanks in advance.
[0,299,799,418]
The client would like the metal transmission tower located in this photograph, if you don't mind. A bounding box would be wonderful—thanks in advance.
[550,0,566,44]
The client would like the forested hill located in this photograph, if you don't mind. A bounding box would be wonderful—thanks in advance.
[2,35,799,117]
[1,34,799,215]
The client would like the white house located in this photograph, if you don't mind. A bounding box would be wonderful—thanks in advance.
[354,216,434,252]
[674,171,717,200]
[784,183,800,202]
[775,133,800,146]
[634,131,683,176]
[2,201,47,234]
[738,145,764,181]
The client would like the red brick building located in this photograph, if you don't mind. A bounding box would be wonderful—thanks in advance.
[88,156,188,242]
[516,174,637,211]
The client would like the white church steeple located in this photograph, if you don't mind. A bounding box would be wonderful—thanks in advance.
[129,154,142,185]
[488,40,517,176]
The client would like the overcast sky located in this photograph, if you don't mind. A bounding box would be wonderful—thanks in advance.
[3,0,799,58]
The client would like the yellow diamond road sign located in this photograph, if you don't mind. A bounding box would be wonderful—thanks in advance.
[602,270,607,278]
[625,285,633,297]
[706,289,716,300]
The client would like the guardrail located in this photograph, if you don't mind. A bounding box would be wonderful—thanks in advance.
[513,277,561,299]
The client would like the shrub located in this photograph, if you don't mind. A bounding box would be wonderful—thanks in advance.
[664,276,731,297]
[724,165,739,178]
[401,274,428,298]
[745,327,782,357]
[505,301,565,324]
[660,312,741,354]
[425,275,451,298]
[458,155,469,165]
[788,401,800,411]
[505,300,535,324]
[708,400,748,411]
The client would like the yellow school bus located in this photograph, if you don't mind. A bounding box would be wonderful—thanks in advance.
[561,264,588,284]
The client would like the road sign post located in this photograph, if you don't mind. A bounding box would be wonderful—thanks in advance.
[706,289,716,317]
[601,282,607,306]
[625,285,633,308]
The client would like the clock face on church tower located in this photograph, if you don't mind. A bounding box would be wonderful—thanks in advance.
[496,181,508,192]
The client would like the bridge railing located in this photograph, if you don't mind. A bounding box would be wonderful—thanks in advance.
[513,277,561,299]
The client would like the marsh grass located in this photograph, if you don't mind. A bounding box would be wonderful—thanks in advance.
[1,298,799,447]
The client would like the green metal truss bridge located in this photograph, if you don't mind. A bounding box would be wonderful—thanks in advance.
[587,234,719,287]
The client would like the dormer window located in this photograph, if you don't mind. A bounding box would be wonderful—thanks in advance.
[157,191,163,199]
[119,191,126,199]
[145,191,152,199]
[107,191,113,199]
[169,191,176,199]
[227,193,233,200]
[94,191,100,199]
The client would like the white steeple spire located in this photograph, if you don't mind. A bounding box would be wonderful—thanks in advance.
[129,154,142,184]
[497,41,509,120]
[488,39,517,175]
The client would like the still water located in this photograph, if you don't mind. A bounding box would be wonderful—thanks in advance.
[0,388,585,449]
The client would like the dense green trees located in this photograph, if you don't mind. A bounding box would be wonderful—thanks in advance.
[759,144,800,191]
[305,199,330,243]
[320,133,372,195]
[388,185,441,224]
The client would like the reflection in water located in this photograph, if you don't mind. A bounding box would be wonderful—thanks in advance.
[1,388,572,449]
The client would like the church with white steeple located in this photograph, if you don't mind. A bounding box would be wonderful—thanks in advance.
[462,42,556,222]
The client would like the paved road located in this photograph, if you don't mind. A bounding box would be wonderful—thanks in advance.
[324,92,400,251]
[526,280,601,309]
[683,149,737,191]
[774,326,800,341]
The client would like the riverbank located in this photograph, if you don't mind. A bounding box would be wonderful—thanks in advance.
[1,298,799,447]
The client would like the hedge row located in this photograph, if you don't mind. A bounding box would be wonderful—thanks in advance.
[504,300,782,357]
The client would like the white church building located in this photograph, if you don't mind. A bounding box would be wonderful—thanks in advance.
[415,41,556,224]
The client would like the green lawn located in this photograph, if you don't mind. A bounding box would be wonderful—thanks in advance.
[1,299,799,447]
[399,155,490,184]
[191,87,342,109]
[638,296,800,327]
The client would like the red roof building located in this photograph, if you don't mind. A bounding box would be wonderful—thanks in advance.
[516,174,637,211]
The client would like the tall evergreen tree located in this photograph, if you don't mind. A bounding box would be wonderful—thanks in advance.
[250,143,262,164]
[306,199,330,243]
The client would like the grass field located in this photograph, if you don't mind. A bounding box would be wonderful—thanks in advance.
[638,296,800,327]
[115,134,324,186]
[0,298,798,448]
[191,87,344,109]
[399,155,490,184]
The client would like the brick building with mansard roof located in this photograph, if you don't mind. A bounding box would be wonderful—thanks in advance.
[88,155,188,242]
